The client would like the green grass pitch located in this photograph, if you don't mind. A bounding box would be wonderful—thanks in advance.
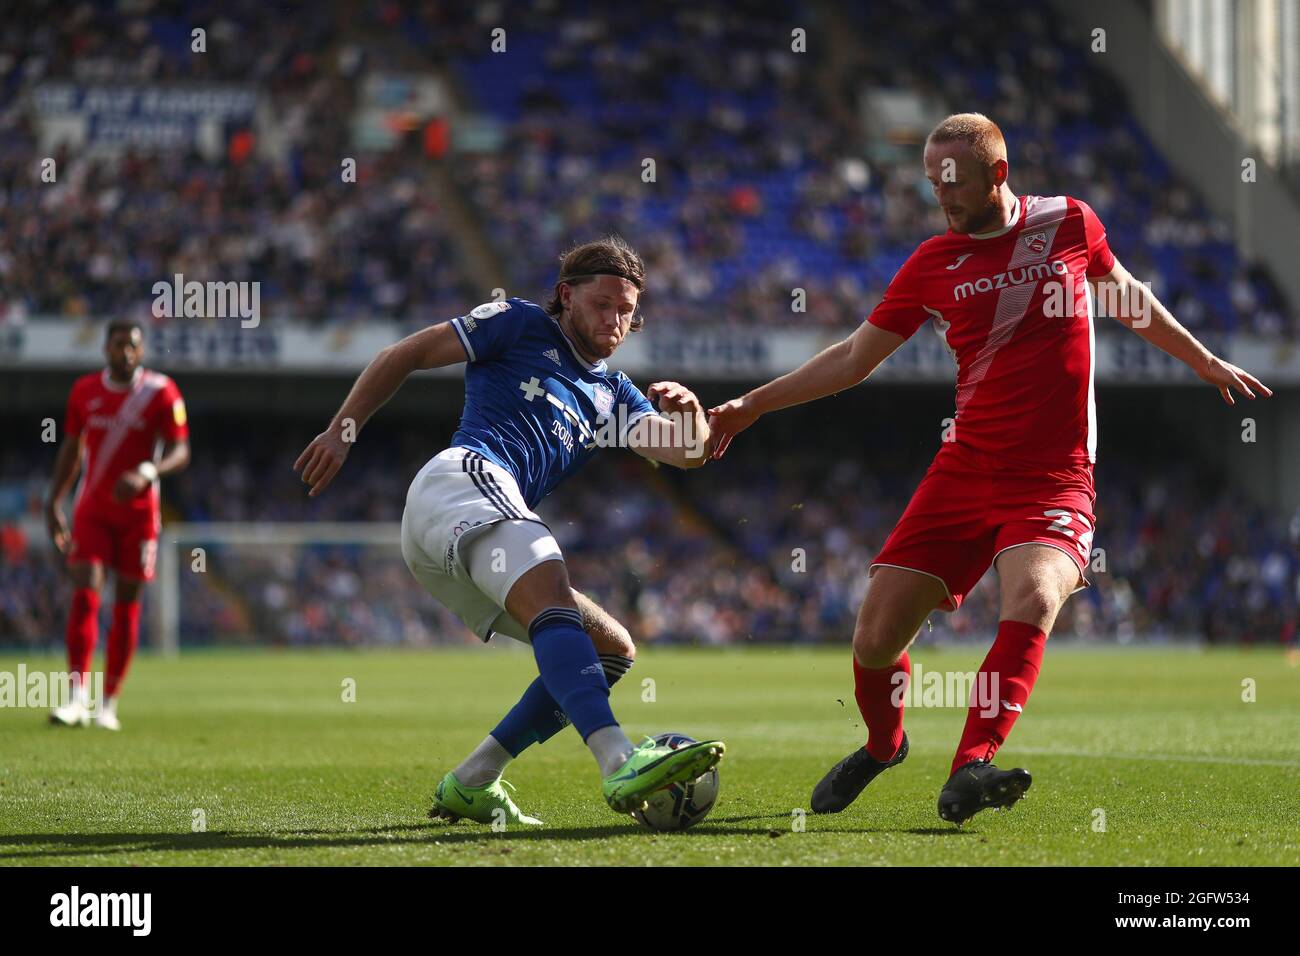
[1,645,1297,866]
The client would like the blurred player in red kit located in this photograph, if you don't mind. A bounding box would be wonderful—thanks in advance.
[709,113,1272,824]
[45,320,190,729]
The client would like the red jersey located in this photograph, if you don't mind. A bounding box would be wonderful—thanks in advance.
[65,368,188,518]
[868,194,1115,468]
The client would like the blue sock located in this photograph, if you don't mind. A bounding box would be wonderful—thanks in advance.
[492,654,634,757]
[492,677,568,757]
[527,607,617,741]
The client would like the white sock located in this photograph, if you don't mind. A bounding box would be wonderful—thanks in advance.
[102,695,118,717]
[588,725,635,777]
[452,735,513,787]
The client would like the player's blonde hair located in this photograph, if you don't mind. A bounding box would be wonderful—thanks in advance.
[926,113,1008,167]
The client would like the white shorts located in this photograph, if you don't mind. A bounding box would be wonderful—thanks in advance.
[400,447,562,643]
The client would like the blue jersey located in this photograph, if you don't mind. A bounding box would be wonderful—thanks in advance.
[448,298,657,508]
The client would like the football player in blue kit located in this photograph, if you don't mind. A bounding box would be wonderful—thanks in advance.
[295,237,724,824]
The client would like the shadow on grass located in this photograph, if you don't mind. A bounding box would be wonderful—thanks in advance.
[0,814,973,859]
[0,821,748,859]
[0,823,436,861]
[704,814,976,837]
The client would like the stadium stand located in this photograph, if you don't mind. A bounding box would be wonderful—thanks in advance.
[1,0,1293,335]
[3,409,1295,647]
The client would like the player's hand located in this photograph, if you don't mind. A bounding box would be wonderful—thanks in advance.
[113,470,150,502]
[705,396,760,460]
[45,501,70,554]
[1198,355,1273,406]
[647,381,705,418]
[294,427,352,497]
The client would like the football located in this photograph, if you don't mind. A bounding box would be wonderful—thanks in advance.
[630,733,720,832]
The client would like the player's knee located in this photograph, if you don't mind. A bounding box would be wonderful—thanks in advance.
[852,618,904,669]
[1003,583,1061,629]
[69,562,102,591]
[117,578,145,603]
[510,563,575,620]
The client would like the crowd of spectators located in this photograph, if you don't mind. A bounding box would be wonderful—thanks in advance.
[436,0,1295,337]
[0,0,477,329]
[0,0,1293,337]
[2,413,1295,649]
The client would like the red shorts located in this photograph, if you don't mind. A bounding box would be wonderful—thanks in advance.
[870,443,1097,612]
[68,505,160,581]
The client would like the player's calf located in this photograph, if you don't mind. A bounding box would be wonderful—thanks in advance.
[574,588,635,689]
[573,588,636,660]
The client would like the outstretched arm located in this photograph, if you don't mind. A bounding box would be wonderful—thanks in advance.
[294,321,468,496]
[627,381,713,469]
[1095,258,1272,405]
[707,320,906,458]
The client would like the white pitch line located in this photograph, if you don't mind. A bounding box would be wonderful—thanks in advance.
[1006,748,1300,769]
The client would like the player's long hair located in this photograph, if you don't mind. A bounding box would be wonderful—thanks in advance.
[544,236,647,331]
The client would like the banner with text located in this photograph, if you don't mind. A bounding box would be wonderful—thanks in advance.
[5,319,1297,384]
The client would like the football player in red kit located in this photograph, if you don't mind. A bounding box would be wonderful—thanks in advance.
[45,320,190,729]
[708,113,1271,824]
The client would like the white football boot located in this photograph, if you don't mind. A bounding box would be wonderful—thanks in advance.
[49,700,90,727]
[93,697,121,731]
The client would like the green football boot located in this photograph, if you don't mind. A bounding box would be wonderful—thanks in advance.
[602,737,726,814]
[429,771,543,826]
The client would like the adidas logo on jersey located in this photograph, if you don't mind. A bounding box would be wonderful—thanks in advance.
[543,348,561,366]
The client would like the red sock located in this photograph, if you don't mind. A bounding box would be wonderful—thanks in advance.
[853,650,910,762]
[950,620,1046,774]
[66,587,101,685]
[105,601,142,698]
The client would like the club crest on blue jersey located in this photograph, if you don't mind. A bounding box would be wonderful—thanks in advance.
[448,297,658,508]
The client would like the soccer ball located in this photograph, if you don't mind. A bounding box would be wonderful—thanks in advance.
[630,732,720,831]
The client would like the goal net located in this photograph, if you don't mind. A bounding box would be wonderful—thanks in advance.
[154,523,480,653]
